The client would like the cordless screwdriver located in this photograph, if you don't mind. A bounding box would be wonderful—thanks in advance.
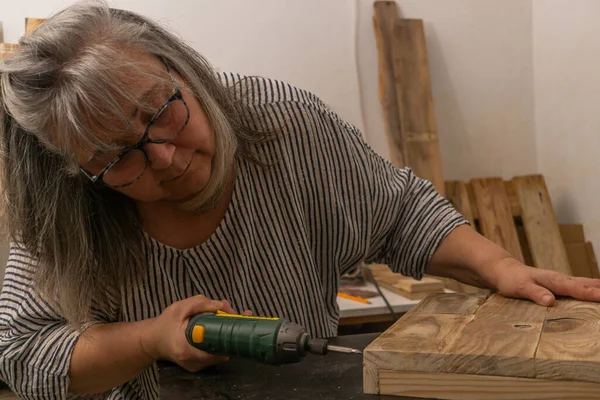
[185,311,361,365]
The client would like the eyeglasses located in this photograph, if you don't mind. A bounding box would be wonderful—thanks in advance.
[81,58,190,188]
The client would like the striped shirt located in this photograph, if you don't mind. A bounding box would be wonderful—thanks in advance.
[0,73,467,399]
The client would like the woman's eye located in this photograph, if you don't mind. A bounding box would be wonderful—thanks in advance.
[141,112,154,124]
[155,106,173,125]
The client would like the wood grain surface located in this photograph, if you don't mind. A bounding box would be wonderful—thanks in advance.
[512,175,572,275]
[391,18,445,195]
[25,18,45,35]
[444,181,475,226]
[365,264,445,299]
[0,44,19,60]
[442,181,484,294]
[364,292,600,397]
[377,370,600,399]
[471,178,524,262]
[536,299,600,383]
[409,292,487,315]
[373,1,405,168]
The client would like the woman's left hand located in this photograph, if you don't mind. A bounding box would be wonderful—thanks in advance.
[488,257,600,306]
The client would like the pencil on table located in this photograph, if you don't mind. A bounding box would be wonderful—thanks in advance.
[337,291,371,304]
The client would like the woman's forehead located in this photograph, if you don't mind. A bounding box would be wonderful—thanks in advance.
[120,53,168,100]
[74,55,168,159]
[107,54,172,120]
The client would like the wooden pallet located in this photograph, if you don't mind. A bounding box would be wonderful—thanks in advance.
[359,174,598,298]
[442,175,599,293]
[364,292,600,399]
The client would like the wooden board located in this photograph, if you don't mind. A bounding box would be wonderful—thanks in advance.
[373,1,405,168]
[444,181,475,226]
[560,224,585,243]
[0,44,19,60]
[536,298,600,383]
[25,18,45,35]
[471,178,524,263]
[409,292,488,314]
[585,242,600,279]
[364,292,600,398]
[512,175,572,275]
[463,180,521,219]
[365,264,446,299]
[377,285,444,300]
[376,371,600,399]
[565,243,596,278]
[393,276,444,293]
[366,264,444,294]
[391,18,445,196]
[516,224,534,267]
[432,182,484,293]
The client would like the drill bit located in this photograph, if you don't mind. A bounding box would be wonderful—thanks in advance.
[326,344,362,354]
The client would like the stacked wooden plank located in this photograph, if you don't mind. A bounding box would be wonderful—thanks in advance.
[359,174,597,298]
[364,292,600,399]
[365,264,445,300]
[443,175,599,293]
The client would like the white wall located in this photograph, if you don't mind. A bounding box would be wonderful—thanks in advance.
[533,0,600,250]
[357,0,537,181]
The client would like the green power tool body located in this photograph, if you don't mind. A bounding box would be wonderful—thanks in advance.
[185,311,360,365]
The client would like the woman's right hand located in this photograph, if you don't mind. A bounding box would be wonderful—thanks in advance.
[139,295,250,372]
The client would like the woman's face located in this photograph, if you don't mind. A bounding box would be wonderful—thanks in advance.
[80,53,215,204]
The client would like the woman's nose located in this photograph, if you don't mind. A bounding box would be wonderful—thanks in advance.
[144,142,176,170]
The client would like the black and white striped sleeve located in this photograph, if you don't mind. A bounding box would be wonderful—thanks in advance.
[0,243,104,399]
[311,104,469,279]
[366,156,469,279]
[351,133,469,279]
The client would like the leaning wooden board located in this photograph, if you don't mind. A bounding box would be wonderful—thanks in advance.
[373,2,445,196]
[364,292,600,399]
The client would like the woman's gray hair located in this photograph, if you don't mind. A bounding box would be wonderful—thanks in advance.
[0,0,270,323]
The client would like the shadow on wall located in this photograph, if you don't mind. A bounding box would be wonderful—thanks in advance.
[423,26,471,181]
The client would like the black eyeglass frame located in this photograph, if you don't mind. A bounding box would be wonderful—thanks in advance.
[80,58,191,188]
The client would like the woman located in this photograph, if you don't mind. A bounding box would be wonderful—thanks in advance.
[0,1,598,399]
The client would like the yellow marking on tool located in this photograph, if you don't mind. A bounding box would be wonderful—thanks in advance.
[216,310,279,321]
[191,325,205,344]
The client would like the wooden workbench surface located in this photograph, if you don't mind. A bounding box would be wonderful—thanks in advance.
[159,333,418,399]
